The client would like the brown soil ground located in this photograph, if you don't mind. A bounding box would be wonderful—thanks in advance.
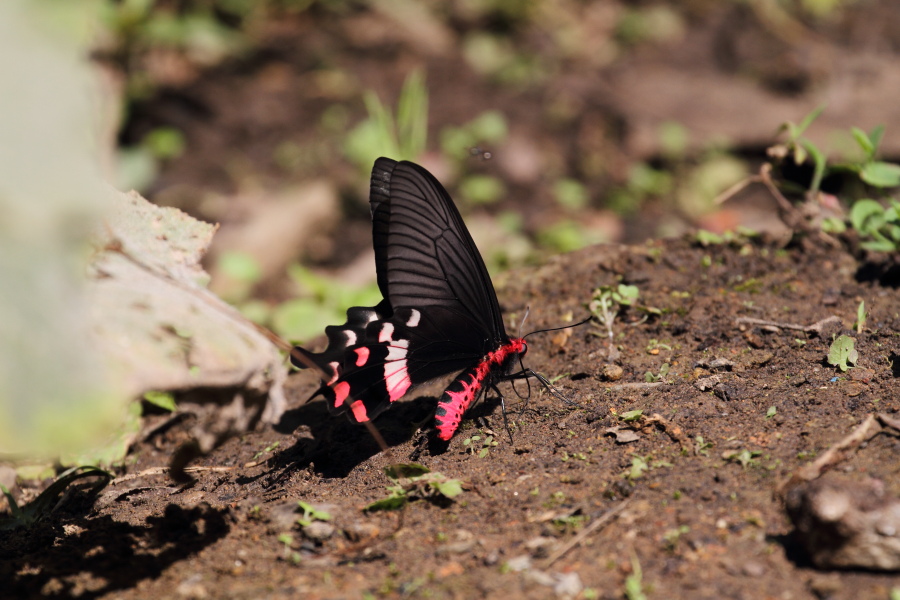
[3,235,900,599]
[4,2,900,598]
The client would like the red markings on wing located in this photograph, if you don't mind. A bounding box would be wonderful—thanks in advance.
[333,380,351,408]
[354,347,370,367]
[434,338,526,440]
[350,399,368,421]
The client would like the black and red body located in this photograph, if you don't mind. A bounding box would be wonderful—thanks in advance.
[292,157,528,440]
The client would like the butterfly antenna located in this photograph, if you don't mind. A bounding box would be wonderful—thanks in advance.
[517,306,531,338]
[523,314,592,340]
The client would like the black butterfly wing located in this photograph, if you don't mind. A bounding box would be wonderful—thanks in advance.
[292,157,510,424]
[369,157,508,345]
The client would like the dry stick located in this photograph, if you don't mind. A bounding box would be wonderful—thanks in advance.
[542,499,631,568]
[736,315,841,335]
[600,382,665,392]
[110,465,236,485]
[777,414,883,499]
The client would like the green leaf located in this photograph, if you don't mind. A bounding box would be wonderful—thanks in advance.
[615,284,640,305]
[850,199,887,236]
[800,139,827,194]
[795,105,825,138]
[868,125,886,154]
[861,161,900,188]
[851,126,874,159]
[695,230,724,246]
[434,479,463,498]
[620,409,644,422]
[384,463,430,480]
[1,466,111,530]
[142,390,176,412]
[364,493,408,512]
[766,406,777,419]
[827,335,858,372]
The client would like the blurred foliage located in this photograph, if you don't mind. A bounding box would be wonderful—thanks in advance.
[344,70,429,172]
[763,107,900,248]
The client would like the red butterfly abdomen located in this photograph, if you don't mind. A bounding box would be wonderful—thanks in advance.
[434,338,526,440]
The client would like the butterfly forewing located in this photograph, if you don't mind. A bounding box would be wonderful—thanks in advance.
[370,158,507,343]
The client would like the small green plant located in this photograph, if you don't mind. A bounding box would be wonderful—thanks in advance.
[645,339,672,353]
[854,300,867,333]
[620,409,644,422]
[624,553,648,600]
[694,436,713,456]
[625,456,650,480]
[765,406,777,419]
[850,199,900,251]
[142,390,176,412]
[344,70,428,172]
[251,441,280,462]
[827,334,858,371]
[1,466,111,530]
[296,501,332,527]
[644,363,670,383]
[663,525,690,551]
[590,284,640,357]
[365,464,463,512]
[462,434,498,458]
[724,449,762,469]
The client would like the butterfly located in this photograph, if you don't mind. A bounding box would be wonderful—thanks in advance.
[292,157,537,441]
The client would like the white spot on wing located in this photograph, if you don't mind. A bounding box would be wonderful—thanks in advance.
[378,322,394,343]
[406,309,421,328]
[385,339,409,361]
[344,330,357,346]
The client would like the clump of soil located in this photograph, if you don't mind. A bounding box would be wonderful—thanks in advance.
[3,235,899,599]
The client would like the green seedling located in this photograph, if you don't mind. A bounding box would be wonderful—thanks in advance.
[590,284,640,357]
[296,501,332,527]
[344,70,428,172]
[694,436,713,456]
[644,363,670,383]
[142,390,176,412]
[251,441,280,462]
[827,334,858,371]
[620,409,644,422]
[851,199,900,252]
[1,466,111,530]
[463,434,497,458]
[854,301,867,333]
[365,463,463,512]
[724,449,762,469]
[663,525,690,551]
[624,552,648,600]
[765,406,777,419]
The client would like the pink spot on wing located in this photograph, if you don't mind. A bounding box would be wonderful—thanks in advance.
[384,361,411,401]
[350,399,368,422]
[354,347,370,367]
[332,381,351,408]
[378,322,394,343]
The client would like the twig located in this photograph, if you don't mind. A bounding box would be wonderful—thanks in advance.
[777,414,882,498]
[600,382,665,392]
[110,465,236,486]
[736,315,841,336]
[542,499,631,568]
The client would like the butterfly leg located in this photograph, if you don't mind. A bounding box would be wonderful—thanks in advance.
[490,384,514,443]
